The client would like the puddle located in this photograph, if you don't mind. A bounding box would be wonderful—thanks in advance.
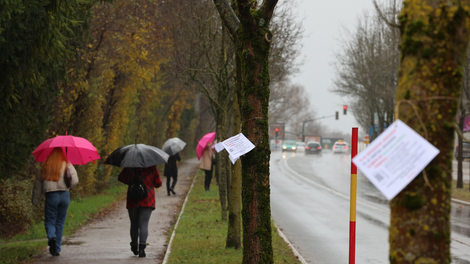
[453,257,470,264]
[362,194,388,205]
[452,224,470,238]
[62,241,85,245]
[357,211,388,229]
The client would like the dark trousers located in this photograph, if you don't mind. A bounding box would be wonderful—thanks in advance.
[127,207,152,244]
[166,175,177,194]
[204,169,213,190]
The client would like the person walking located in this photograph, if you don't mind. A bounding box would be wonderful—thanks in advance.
[118,166,162,258]
[200,143,215,191]
[164,152,181,196]
[32,147,79,257]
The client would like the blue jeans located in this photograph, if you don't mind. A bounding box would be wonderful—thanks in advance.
[45,191,70,252]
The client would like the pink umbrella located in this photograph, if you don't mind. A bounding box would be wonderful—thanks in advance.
[33,135,100,165]
[196,132,216,160]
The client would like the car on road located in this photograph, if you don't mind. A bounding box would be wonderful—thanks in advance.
[296,142,306,152]
[454,142,470,160]
[282,140,297,152]
[332,140,349,154]
[305,142,322,156]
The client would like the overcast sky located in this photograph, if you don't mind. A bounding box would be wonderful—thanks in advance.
[289,0,375,135]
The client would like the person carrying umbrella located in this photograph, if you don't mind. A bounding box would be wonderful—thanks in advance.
[200,142,216,191]
[162,137,186,196]
[164,152,181,196]
[105,143,167,258]
[197,132,217,191]
[32,147,79,257]
[118,166,162,257]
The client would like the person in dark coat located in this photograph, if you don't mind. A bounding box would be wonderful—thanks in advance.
[118,166,162,258]
[164,152,181,196]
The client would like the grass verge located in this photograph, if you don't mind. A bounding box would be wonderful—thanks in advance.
[0,185,126,264]
[166,170,301,264]
[452,180,470,202]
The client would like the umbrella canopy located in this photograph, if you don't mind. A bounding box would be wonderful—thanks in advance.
[32,135,100,165]
[196,132,216,160]
[162,137,187,156]
[104,144,169,168]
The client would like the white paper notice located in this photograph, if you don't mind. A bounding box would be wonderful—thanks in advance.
[221,133,256,164]
[214,142,225,153]
[352,119,439,200]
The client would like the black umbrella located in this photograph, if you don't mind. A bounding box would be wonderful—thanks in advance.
[162,137,187,155]
[104,144,169,168]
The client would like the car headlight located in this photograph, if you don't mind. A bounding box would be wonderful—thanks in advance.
[282,146,287,149]
[292,146,296,150]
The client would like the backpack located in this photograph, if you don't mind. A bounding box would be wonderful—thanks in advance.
[128,177,148,202]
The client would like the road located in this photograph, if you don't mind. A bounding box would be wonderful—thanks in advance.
[270,150,470,263]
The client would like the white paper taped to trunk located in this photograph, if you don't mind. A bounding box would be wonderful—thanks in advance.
[214,142,225,153]
[352,119,439,200]
[221,133,255,164]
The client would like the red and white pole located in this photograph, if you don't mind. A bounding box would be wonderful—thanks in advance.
[349,127,358,264]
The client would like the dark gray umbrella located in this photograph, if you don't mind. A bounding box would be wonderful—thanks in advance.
[162,137,186,155]
[104,144,169,168]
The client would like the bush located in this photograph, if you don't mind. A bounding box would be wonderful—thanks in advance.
[0,179,36,238]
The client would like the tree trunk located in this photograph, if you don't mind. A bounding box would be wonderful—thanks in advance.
[237,6,275,264]
[458,113,465,188]
[370,111,376,141]
[226,91,242,249]
[211,0,278,261]
[216,112,228,221]
[390,1,470,263]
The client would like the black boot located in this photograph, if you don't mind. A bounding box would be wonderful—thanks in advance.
[48,237,59,256]
[139,244,146,257]
[130,242,138,255]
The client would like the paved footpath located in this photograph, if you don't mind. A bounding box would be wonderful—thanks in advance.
[33,158,200,264]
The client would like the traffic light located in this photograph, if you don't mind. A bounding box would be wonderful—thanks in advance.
[275,128,279,138]
[335,111,339,120]
[343,105,347,115]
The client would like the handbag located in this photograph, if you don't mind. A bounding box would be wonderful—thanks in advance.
[64,167,72,188]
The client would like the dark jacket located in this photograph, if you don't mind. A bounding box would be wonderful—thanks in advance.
[118,166,162,209]
[164,153,181,177]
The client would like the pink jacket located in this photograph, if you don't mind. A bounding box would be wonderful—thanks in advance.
[199,145,214,171]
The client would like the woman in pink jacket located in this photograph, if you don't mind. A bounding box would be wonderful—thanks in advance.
[200,143,216,191]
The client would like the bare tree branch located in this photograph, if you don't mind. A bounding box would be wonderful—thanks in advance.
[212,0,240,39]
[373,0,400,29]
[260,0,279,20]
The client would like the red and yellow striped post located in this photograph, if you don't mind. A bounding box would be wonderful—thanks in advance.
[349,127,358,264]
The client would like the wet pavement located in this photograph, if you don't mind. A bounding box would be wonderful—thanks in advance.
[452,159,470,184]
[270,150,470,263]
[32,158,200,264]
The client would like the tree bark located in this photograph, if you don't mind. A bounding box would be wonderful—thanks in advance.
[212,0,277,261]
[216,111,228,221]
[226,91,242,249]
[458,112,465,188]
[390,1,470,263]
[236,1,276,263]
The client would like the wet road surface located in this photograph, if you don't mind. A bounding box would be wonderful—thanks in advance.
[270,150,470,263]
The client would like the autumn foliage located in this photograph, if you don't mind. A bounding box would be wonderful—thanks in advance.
[0,0,199,237]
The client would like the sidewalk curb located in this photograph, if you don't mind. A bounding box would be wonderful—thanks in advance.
[451,198,470,207]
[273,222,309,264]
[161,168,198,264]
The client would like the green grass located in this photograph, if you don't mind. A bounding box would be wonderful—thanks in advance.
[452,180,470,202]
[0,241,45,264]
[0,185,126,263]
[167,170,301,264]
